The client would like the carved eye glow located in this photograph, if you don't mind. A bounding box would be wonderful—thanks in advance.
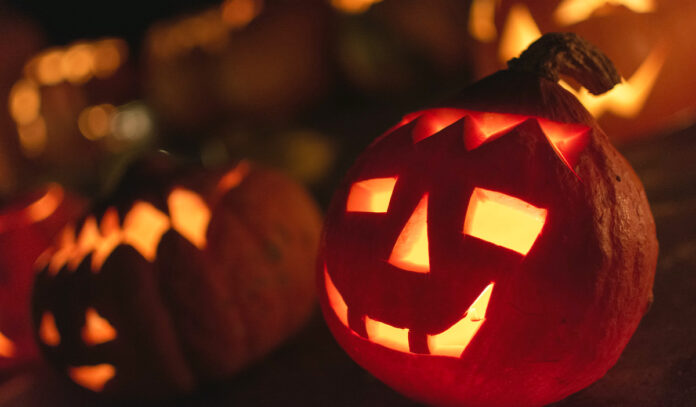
[554,0,656,26]
[346,177,398,213]
[168,188,211,249]
[39,311,61,346]
[463,188,547,255]
[388,194,430,273]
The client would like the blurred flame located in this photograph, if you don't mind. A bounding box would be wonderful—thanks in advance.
[331,0,382,14]
[92,39,127,78]
[32,50,64,86]
[9,79,41,125]
[221,0,263,29]
[469,0,499,42]
[17,116,47,158]
[554,0,656,26]
[78,104,116,140]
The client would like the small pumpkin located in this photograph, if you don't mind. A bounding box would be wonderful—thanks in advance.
[469,0,696,141]
[32,157,321,398]
[318,33,657,406]
[0,184,84,372]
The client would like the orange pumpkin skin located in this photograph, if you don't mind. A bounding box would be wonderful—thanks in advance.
[318,39,658,406]
[471,0,696,141]
[32,161,321,398]
[0,185,84,372]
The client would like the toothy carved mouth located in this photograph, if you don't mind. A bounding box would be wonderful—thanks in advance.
[324,268,494,358]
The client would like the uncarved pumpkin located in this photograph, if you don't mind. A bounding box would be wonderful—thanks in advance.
[32,158,321,398]
[318,33,657,406]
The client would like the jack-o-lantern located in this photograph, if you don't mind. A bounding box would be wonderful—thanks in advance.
[0,184,84,372]
[318,34,658,406]
[32,158,321,398]
[469,0,696,141]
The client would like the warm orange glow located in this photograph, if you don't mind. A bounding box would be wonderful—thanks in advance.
[554,0,656,26]
[217,161,250,194]
[26,184,64,223]
[560,45,666,119]
[68,364,115,392]
[412,109,467,143]
[9,79,41,125]
[122,202,170,262]
[17,116,48,158]
[537,118,591,171]
[464,188,546,255]
[221,0,263,29]
[0,331,16,358]
[389,194,430,273]
[168,188,211,249]
[92,39,126,78]
[91,208,121,271]
[33,49,64,85]
[346,177,398,213]
[364,316,411,353]
[82,308,117,346]
[427,283,494,357]
[49,225,77,275]
[465,111,528,150]
[78,104,116,140]
[69,216,101,270]
[61,43,95,84]
[498,3,541,64]
[324,267,349,328]
[39,312,61,347]
[331,0,383,14]
[469,0,499,42]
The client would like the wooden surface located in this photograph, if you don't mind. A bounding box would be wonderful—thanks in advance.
[1,126,695,407]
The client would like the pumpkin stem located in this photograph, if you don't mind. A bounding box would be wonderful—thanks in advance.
[507,32,621,95]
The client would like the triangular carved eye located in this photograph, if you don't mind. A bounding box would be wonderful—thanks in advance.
[463,188,547,256]
[346,177,398,213]
[389,194,430,273]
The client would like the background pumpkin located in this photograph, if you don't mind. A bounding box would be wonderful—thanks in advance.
[0,184,84,373]
[31,157,322,399]
[318,34,658,406]
[468,0,696,142]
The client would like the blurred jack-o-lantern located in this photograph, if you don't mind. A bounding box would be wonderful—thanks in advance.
[0,184,84,372]
[469,0,696,141]
[32,157,321,398]
[144,0,330,131]
[318,34,657,406]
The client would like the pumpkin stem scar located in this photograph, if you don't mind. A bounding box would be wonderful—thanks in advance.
[507,32,621,95]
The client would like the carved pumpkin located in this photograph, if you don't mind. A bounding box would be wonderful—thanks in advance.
[0,184,84,372]
[469,0,696,141]
[32,159,321,398]
[318,34,658,406]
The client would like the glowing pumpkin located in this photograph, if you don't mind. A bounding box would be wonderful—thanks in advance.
[0,184,84,372]
[32,158,321,398]
[318,33,658,406]
[468,0,696,141]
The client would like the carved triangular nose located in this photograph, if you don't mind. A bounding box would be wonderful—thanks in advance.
[388,193,430,273]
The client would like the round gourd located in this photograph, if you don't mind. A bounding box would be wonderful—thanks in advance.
[32,158,321,398]
[318,33,657,406]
